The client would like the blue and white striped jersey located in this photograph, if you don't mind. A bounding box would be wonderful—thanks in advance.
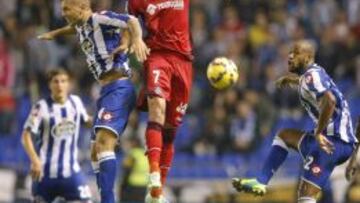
[75,11,132,80]
[298,64,357,144]
[24,95,89,179]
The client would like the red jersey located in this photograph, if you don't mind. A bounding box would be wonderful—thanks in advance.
[128,0,192,59]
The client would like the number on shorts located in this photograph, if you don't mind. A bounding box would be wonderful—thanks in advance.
[152,70,160,84]
[304,156,314,170]
[78,185,91,199]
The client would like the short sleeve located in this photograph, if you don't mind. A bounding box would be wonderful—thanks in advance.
[72,95,89,123]
[127,0,141,16]
[23,102,44,134]
[94,11,131,28]
[79,100,90,123]
[304,70,331,98]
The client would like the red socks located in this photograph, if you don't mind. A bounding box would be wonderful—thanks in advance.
[160,144,174,184]
[145,122,163,173]
[160,128,176,185]
[146,123,176,198]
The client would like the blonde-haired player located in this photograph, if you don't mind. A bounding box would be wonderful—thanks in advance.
[38,0,149,202]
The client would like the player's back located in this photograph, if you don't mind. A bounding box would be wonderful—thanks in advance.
[128,0,192,59]
[24,95,89,179]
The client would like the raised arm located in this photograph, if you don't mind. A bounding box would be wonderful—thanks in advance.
[275,74,300,89]
[126,16,150,62]
[21,130,42,181]
[38,25,76,40]
[111,29,131,57]
[96,11,150,62]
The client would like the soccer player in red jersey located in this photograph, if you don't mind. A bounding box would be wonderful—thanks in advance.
[128,0,193,202]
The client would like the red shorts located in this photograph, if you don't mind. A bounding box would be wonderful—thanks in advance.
[137,50,193,127]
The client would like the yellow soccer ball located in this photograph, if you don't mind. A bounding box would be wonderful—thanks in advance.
[207,57,239,90]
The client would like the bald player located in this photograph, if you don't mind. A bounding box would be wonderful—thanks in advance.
[232,40,357,203]
[38,0,149,202]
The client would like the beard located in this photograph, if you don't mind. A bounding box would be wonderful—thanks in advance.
[289,61,306,75]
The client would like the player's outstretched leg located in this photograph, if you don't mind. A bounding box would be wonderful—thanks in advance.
[145,97,166,201]
[160,128,176,185]
[232,178,267,196]
[144,128,176,203]
[232,129,304,196]
[95,129,118,203]
[232,135,289,195]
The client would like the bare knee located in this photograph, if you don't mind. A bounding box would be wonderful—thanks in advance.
[276,128,304,150]
[277,129,293,140]
[147,96,166,124]
[95,129,118,152]
[298,180,321,202]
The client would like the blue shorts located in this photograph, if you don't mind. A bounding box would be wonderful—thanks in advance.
[298,133,354,189]
[92,79,136,141]
[32,172,91,202]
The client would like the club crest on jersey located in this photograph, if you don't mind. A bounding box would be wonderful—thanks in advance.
[146,0,184,15]
[305,74,313,84]
[51,120,76,138]
[81,38,94,54]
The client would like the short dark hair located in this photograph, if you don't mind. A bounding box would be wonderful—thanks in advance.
[46,68,70,83]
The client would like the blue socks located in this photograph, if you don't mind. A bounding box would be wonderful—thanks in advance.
[257,136,289,185]
[91,161,100,190]
[98,151,117,203]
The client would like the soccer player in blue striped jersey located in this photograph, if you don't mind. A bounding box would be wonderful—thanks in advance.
[38,0,149,202]
[232,40,358,203]
[22,69,93,203]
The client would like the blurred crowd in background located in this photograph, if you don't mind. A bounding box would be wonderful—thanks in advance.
[0,0,360,202]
